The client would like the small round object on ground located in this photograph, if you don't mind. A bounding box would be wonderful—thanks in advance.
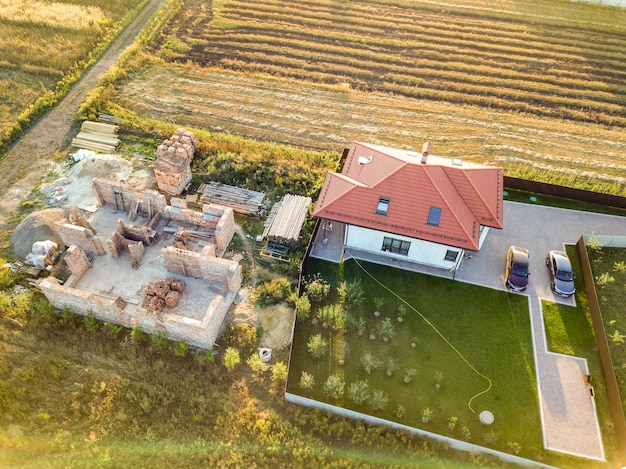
[530,196,537,202]
[259,348,272,363]
[479,410,494,425]
[503,191,509,197]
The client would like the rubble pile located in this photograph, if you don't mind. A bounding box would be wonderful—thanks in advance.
[142,277,186,312]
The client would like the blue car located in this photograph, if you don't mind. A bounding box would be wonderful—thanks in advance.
[546,251,575,297]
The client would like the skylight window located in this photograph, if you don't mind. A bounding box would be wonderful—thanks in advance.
[427,207,442,226]
[376,197,390,215]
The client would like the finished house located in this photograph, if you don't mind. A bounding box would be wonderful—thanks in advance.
[312,142,503,270]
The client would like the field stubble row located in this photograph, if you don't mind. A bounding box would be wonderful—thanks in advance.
[115,66,626,186]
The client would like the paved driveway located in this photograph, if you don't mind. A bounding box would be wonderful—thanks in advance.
[311,200,626,461]
[454,201,626,461]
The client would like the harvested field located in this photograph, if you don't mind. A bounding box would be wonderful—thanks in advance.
[158,0,626,126]
[105,0,626,193]
[117,66,626,189]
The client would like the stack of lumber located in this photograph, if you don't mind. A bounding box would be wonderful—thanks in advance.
[199,181,265,215]
[71,121,120,153]
[266,194,312,244]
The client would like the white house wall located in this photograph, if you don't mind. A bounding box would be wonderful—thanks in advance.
[345,225,462,269]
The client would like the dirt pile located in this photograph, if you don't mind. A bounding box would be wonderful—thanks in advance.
[11,208,65,259]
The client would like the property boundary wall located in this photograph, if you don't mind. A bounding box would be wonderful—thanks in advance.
[576,236,626,464]
[285,392,558,468]
[504,176,626,209]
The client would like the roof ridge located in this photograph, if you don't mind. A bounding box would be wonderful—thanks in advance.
[422,166,478,248]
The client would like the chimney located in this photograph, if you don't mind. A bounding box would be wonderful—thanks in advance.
[421,142,430,164]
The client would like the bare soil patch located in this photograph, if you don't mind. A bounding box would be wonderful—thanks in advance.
[258,303,295,350]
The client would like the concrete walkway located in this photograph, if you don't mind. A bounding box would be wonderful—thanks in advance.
[310,200,626,460]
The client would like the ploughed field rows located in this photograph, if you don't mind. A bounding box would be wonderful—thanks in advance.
[159,0,626,127]
[116,67,626,187]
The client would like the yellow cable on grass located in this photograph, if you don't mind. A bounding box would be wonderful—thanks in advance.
[350,254,492,414]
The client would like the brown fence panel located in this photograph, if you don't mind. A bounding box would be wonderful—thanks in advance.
[576,237,626,464]
[504,177,626,209]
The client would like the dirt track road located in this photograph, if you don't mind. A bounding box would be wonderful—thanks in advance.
[0,0,166,231]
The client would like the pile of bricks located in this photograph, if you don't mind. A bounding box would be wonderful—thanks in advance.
[156,128,199,161]
[142,277,186,312]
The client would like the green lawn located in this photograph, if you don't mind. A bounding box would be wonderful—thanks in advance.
[288,258,542,458]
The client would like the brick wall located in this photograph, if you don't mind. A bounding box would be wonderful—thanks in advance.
[92,178,137,212]
[37,276,235,349]
[55,220,105,255]
[162,245,242,292]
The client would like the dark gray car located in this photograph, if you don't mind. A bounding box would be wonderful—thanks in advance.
[506,246,530,292]
[546,250,575,297]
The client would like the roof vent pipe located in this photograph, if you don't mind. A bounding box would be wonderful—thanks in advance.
[357,156,373,165]
[421,142,431,164]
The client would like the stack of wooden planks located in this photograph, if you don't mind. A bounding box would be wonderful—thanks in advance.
[71,121,120,153]
[265,194,312,244]
[199,181,266,215]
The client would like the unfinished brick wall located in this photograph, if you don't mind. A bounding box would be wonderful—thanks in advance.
[63,245,91,287]
[211,205,235,252]
[37,276,232,349]
[162,245,242,293]
[140,190,167,218]
[92,178,137,213]
[55,220,105,255]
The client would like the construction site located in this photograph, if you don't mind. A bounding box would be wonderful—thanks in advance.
[10,125,314,349]
[14,128,243,349]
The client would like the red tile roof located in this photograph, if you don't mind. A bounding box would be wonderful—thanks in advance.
[313,142,503,250]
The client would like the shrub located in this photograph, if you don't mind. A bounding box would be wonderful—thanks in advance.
[256,277,293,306]
[299,371,315,390]
[507,441,521,455]
[0,261,16,290]
[361,352,381,374]
[595,272,615,286]
[403,368,417,383]
[221,323,258,354]
[104,322,123,339]
[337,279,364,309]
[151,331,169,349]
[395,404,406,419]
[84,311,100,333]
[610,329,625,345]
[223,347,241,371]
[347,380,370,405]
[246,353,268,383]
[304,274,330,302]
[307,334,328,359]
[421,407,433,423]
[323,374,344,399]
[379,317,395,341]
[385,358,396,376]
[131,325,147,343]
[174,340,189,357]
[294,294,311,320]
[448,416,458,430]
[369,389,389,411]
[195,350,215,365]
[271,361,288,384]
[30,297,53,321]
[316,303,345,331]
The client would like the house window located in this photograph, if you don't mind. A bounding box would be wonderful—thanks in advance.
[382,237,410,255]
[376,197,390,215]
[427,207,442,226]
[444,250,458,262]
